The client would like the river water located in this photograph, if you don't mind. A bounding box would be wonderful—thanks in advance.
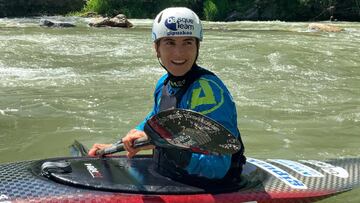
[0,17,359,202]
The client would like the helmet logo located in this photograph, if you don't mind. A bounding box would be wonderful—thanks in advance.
[164,17,195,37]
[165,17,177,31]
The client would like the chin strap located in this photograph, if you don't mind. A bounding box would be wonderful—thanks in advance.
[157,57,169,72]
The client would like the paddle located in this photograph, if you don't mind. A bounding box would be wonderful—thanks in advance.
[95,136,150,156]
[71,109,242,156]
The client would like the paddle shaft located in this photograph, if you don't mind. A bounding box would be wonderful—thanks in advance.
[95,136,151,156]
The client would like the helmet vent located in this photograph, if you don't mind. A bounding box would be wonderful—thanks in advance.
[158,13,163,23]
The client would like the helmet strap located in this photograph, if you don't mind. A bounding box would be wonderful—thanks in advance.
[157,57,169,72]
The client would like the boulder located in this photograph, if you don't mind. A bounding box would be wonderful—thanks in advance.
[40,19,75,28]
[88,14,133,28]
[308,23,344,32]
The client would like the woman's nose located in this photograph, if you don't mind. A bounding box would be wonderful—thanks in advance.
[172,45,186,56]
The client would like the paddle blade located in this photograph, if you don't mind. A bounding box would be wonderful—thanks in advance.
[144,109,241,155]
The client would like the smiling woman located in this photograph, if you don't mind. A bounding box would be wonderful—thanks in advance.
[88,7,246,182]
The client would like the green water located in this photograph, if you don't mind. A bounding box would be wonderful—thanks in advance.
[0,17,359,202]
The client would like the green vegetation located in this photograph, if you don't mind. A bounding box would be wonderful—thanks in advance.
[79,0,200,18]
[203,0,231,21]
[83,0,112,15]
[0,0,84,17]
[77,0,359,21]
[1,0,359,21]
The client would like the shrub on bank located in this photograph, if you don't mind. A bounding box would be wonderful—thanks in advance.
[1,0,359,21]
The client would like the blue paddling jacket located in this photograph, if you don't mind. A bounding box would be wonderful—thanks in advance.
[136,65,245,180]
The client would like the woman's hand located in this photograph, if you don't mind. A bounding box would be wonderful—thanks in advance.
[88,143,112,157]
[122,129,155,158]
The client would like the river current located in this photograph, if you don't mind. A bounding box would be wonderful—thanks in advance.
[0,17,359,202]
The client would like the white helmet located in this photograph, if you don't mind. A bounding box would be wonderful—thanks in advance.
[152,7,203,42]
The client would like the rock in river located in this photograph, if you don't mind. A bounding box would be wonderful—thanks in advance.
[88,14,133,28]
[40,19,76,28]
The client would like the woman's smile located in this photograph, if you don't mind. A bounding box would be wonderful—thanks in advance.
[171,59,187,65]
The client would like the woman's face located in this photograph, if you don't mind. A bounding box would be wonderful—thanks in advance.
[155,37,198,76]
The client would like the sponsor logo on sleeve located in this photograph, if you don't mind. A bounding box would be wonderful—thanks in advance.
[300,160,349,178]
[248,158,307,189]
[269,159,324,177]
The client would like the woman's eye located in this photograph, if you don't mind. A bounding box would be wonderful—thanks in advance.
[165,41,175,45]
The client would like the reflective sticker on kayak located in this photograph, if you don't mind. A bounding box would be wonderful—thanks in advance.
[248,158,307,189]
[300,160,349,178]
[269,159,324,177]
[0,194,9,202]
[85,163,103,178]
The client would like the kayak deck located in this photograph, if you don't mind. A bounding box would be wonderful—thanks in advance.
[1,155,359,203]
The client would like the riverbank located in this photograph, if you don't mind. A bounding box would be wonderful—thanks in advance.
[1,16,356,33]
[0,0,84,17]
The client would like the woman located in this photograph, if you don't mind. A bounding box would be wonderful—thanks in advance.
[89,7,245,181]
